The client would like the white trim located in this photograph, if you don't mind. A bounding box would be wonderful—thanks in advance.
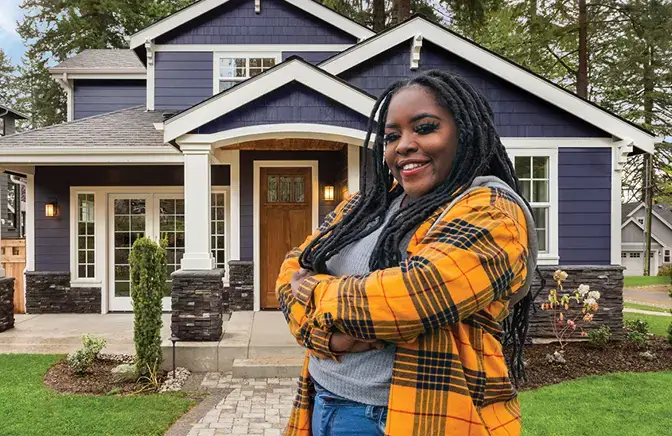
[24,174,34,305]
[66,81,74,122]
[164,60,376,142]
[0,147,183,164]
[154,44,353,52]
[50,72,146,80]
[253,160,318,311]
[212,52,282,95]
[320,17,655,153]
[500,138,615,149]
[129,0,374,49]
[612,146,623,265]
[214,150,240,261]
[179,124,374,148]
[347,144,360,195]
[146,41,155,111]
[410,33,423,70]
[69,191,103,286]
[626,203,644,219]
[621,217,667,246]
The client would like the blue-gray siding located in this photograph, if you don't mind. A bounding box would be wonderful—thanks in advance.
[155,51,213,111]
[282,52,339,64]
[194,82,369,133]
[340,42,609,138]
[156,0,356,45]
[239,150,346,260]
[558,148,612,264]
[34,165,230,271]
[73,80,145,119]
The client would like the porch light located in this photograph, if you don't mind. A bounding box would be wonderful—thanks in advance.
[324,185,335,201]
[45,200,58,217]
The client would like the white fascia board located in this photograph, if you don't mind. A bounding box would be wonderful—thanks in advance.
[130,0,373,49]
[49,70,145,77]
[164,60,375,142]
[154,44,353,52]
[0,147,183,164]
[321,17,655,153]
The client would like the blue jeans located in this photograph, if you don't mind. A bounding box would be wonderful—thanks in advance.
[311,382,388,436]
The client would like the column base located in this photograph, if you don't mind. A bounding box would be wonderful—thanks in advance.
[171,268,225,341]
[180,253,216,270]
[25,272,101,314]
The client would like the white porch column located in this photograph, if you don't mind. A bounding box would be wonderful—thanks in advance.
[347,144,360,195]
[0,174,4,278]
[181,143,215,270]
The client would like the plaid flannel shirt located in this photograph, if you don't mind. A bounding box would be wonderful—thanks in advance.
[276,186,529,436]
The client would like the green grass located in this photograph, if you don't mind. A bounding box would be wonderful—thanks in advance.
[623,312,671,337]
[0,355,195,436]
[520,372,672,436]
[623,302,671,313]
[623,275,671,287]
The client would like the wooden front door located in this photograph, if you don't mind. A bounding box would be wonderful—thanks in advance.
[260,167,312,309]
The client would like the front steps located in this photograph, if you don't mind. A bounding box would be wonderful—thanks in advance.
[232,357,304,378]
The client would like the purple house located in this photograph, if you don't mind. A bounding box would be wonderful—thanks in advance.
[0,0,656,340]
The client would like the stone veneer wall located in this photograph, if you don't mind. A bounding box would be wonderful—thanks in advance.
[0,277,15,332]
[171,269,225,341]
[528,265,625,339]
[25,272,101,313]
[227,261,254,312]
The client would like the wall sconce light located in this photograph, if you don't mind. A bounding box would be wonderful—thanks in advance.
[324,185,335,201]
[45,200,59,217]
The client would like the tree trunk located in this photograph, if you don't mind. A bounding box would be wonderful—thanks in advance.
[395,0,411,22]
[577,0,589,98]
[373,0,385,32]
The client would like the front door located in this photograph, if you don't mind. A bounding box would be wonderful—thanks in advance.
[108,194,184,311]
[260,168,312,309]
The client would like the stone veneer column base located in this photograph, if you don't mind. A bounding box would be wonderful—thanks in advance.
[25,272,101,314]
[0,277,15,332]
[528,265,625,339]
[171,269,225,341]
[226,261,254,312]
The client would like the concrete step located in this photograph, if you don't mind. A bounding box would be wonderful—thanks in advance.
[232,357,304,378]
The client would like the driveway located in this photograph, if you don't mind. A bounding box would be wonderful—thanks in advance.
[624,286,672,308]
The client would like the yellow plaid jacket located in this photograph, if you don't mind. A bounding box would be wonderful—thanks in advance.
[276,186,529,436]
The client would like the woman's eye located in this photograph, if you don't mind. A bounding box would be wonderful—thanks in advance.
[384,133,400,144]
[415,123,439,135]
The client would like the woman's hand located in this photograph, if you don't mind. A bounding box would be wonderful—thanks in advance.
[329,331,385,353]
[290,268,315,298]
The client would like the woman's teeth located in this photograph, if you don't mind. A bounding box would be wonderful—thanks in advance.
[402,162,427,170]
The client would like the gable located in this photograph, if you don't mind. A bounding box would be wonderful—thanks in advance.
[193,82,369,134]
[340,41,609,138]
[74,79,146,119]
[156,0,357,45]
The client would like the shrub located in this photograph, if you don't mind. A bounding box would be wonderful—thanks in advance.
[624,318,650,348]
[657,264,672,277]
[129,237,166,377]
[67,334,107,375]
[667,320,672,346]
[588,325,612,348]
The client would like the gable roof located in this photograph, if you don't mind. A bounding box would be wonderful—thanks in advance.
[320,15,657,153]
[163,57,376,142]
[129,0,375,50]
[49,49,145,75]
[622,202,640,223]
[0,104,28,120]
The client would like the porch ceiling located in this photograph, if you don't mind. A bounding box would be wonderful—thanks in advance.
[223,138,346,151]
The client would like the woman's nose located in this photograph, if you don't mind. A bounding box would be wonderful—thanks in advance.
[396,134,418,154]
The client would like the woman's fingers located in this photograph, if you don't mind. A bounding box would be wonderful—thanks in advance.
[329,332,385,353]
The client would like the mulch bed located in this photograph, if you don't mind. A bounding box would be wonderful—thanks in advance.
[516,337,672,391]
[44,359,160,395]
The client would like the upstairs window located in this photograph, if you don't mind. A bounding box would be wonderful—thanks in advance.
[214,54,279,93]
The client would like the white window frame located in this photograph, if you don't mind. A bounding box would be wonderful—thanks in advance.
[69,190,106,287]
[212,52,281,95]
[507,148,559,265]
[664,248,671,264]
[211,187,230,283]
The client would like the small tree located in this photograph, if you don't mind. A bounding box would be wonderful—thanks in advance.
[129,237,166,376]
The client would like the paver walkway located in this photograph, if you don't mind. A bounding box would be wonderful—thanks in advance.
[188,372,294,436]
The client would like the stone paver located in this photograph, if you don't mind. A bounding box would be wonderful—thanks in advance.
[188,372,294,436]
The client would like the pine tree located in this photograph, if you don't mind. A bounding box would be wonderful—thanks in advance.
[0,49,17,106]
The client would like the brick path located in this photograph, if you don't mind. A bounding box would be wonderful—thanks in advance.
[188,372,295,436]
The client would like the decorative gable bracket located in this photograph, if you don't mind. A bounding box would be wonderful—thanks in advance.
[410,33,423,70]
[255,0,261,13]
[614,138,634,172]
[145,39,154,66]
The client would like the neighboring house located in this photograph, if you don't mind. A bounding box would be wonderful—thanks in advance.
[621,202,672,276]
[0,105,28,240]
[0,0,657,340]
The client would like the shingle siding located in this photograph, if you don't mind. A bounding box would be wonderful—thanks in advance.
[155,51,213,111]
[156,0,356,45]
[73,80,146,119]
[340,41,610,138]
[558,148,612,265]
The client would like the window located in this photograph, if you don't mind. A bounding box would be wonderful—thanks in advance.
[665,249,671,264]
[214,54,279,93]
[6,176,20,230]
[637,217,645,225]
[514,156,550,253]
[630,252,641,258]
[621,252,628,259]
[76,193,95,279]
[211,192,228,270]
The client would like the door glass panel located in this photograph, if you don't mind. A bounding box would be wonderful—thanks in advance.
[114,198,146,298]
[279,176,291,202]
[293,176,305,202]
[267,176,278,203]
[159,198,185,297]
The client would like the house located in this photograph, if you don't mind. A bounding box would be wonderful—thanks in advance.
[621,202,672,276]
[1,105,28,241]
[0,0,657,341]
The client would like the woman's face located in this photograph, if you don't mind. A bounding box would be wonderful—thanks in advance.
[383,85,459,199]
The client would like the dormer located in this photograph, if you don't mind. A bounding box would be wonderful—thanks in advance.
[0,104,27,136]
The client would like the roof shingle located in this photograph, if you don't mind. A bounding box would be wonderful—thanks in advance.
[50,49,145,72]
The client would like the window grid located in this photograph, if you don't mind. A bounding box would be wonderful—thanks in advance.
[159,198,185,298]
[664,249,671,263]
[211,193,227,270]
[76,193,95,279]
[113,199,146,297]
[218,56,277,92]
[514,156,550,253]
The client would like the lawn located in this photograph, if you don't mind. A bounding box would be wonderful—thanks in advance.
[520,372,672,436]
[0,354,195,436]
[623,275,671,287]
[623,312,671,337]
[623,302,670,313]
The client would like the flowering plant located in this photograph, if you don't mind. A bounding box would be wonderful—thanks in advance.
[540,270,601,350]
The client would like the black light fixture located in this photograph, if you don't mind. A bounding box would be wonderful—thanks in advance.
[45,199,58,217]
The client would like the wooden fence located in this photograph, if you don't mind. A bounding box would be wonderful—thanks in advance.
[1,239,26,314]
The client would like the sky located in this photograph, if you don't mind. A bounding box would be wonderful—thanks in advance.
[0,0,26,65]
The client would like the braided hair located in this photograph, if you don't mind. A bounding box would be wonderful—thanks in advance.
[299,69,540,385]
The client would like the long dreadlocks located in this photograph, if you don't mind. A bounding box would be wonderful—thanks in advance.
[298,69,542,385]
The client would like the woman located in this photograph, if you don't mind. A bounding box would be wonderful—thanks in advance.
[276,70,538,436]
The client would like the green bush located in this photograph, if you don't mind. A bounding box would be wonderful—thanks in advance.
[129,237,166,377]
[667,320,672,346]
[624,318,650,334]
[588,325,612,348]
[657,264,672,277]
[67,334,107,375]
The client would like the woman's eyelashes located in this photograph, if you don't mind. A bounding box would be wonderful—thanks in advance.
[384,122,440,145]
